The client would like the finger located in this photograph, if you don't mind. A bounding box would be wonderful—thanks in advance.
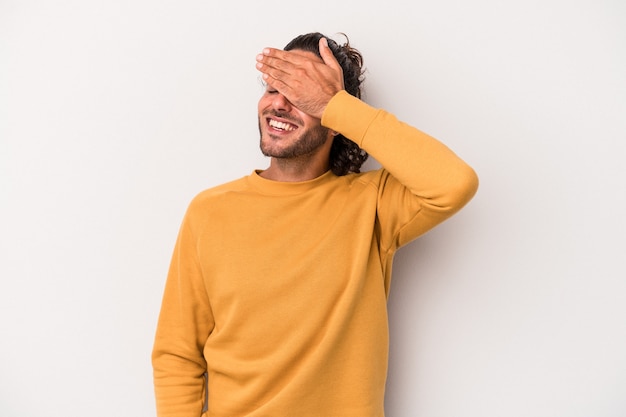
[318,38,342,71]
[256,54,287,75]
[264,76,292,97]
[255,62,293,96]
[255,54,286,85]
[260,47,309,68]
[255,61,290,92]
[258,55,288,73]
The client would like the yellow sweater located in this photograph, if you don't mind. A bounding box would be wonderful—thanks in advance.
[152,91,478,417]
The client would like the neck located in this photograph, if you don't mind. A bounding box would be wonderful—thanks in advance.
[260,156,330,182]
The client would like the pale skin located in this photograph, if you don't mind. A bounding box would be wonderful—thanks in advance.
[255,38,346,182]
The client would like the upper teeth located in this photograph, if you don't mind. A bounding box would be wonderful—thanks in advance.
[269,119,296,131]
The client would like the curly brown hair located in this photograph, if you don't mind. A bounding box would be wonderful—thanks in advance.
[284,32,369,176]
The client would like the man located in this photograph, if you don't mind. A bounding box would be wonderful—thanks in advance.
[152,32,478,417]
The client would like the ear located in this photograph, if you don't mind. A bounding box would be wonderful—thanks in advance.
[331,130,339,137]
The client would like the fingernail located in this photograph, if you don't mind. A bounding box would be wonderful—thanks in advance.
[263,48,271,55]
[256,54,263,61]
[321,38,328,47]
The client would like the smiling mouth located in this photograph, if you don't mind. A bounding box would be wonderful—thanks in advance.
[268,118,298,132]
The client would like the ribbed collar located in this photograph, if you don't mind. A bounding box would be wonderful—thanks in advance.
[246,169,337,196]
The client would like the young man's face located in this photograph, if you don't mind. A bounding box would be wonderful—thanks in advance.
[257,50,333,160]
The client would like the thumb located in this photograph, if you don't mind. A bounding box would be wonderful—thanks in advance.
[319,37,341,70]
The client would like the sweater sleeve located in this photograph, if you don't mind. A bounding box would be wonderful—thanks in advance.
[152,203,214,417]
[322,90,479,251]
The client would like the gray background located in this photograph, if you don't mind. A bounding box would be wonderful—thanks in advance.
[1,0,625,416]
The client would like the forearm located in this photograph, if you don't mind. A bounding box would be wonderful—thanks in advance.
[152,353,206,416]
[153,316,208,416]
[152,213,213,416]
[322,91,478,212]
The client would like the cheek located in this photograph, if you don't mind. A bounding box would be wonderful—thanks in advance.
[257,99,265,113]
[258,95,270,112]
[294,108,320,124]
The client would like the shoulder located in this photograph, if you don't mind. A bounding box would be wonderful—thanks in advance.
[184,175,251,215]
[195,176,249,200]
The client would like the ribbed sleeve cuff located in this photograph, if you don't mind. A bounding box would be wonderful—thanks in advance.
[321,90,381,147]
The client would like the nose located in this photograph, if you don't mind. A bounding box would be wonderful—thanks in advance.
[272,93,293,112]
